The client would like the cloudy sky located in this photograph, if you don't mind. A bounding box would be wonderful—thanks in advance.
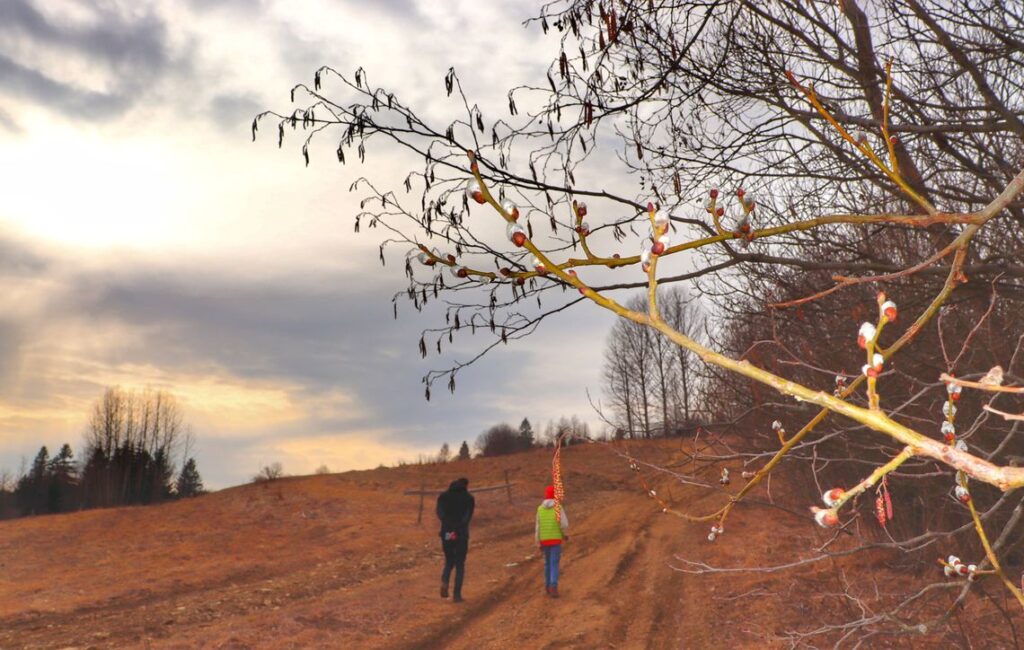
[0,0,625,488]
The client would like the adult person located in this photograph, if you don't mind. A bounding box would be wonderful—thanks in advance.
[535,485,569,597]
[436,477,474,603]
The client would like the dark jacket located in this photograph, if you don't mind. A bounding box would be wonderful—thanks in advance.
[436,479,475,539]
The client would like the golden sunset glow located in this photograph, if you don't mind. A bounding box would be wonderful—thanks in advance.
[0,0,596,488]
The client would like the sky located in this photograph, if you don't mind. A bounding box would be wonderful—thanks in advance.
[0,0,625,488]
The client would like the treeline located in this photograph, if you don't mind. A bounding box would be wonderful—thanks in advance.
[0,387,204,520]
[472,416,590,458]
[419,416,593,465]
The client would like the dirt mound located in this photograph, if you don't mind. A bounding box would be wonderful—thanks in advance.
[0,439,1000,648]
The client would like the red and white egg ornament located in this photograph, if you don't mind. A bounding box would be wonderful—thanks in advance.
[857,322,877,349]
[811,506,839,528]
[465,178,486,204]
[506,222,527,247]
[822,488,846,508]
[501,200,520,220]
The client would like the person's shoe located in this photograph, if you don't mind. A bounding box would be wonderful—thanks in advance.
[453,594,464,603]
[545,585,552,596]
[440,584,449,598]
[550,585,559,598]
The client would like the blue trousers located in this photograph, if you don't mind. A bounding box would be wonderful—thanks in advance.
[542,544,562,587]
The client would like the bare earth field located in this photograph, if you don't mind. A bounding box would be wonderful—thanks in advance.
[0,439,1010,649]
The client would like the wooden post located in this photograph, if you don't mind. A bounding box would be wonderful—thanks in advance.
[405,481,516,523]
[417,480,426,524]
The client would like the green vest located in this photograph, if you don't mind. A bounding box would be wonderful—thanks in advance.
[537,505,563,541]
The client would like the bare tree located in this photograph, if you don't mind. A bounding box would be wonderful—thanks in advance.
[661,288,705,429]
[543,415,590,445]
[602,327,637,438]
[437,442,451,463]
[258,0,1024,642]
[253,462,285,483]
[603,289,705,437]
[81,387,187,507]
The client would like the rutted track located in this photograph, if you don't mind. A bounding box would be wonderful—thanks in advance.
[0,440,961,649]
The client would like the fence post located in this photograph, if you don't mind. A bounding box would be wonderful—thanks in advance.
[504,470,512,503]
[417,480,426,524]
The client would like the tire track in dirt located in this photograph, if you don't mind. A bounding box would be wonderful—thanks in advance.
[599,503,688,650]
[4,440,838,649]
[0,541,441,648]
[402,490,680,650]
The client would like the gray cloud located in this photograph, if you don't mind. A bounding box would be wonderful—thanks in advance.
[67,263,527,427]
[362,0,422,20]
[185,0,266,11]
[209,94,263,131]
[0,233,593,486]
[0,0,608,490]
[0,0,170,70]
[0,0,180,120]
[0,233,47,276]
[0,106,21,133]
[0,53,130,121]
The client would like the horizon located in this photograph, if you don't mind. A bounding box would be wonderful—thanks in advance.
[0,0,613,489]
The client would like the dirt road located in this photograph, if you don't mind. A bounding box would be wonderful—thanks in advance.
[0,440,986,648]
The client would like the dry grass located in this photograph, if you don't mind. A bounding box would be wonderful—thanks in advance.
[0,439,1009,648]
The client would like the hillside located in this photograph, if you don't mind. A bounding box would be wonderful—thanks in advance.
[0,439,1000,648]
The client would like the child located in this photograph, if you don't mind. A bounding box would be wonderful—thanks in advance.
[535,485,569,597]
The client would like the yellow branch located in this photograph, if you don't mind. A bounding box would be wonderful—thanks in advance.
[968,497,1024,608]
[831,446,914,512]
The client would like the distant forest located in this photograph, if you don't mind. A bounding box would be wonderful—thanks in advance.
[0,387,203,520]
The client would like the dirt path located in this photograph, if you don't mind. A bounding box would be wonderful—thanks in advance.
[0,440,969,648]
[395,490,682,650]
[0,442,717,649]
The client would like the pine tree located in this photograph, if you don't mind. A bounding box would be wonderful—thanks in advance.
[518,418,535,450]
[176,457,204,497]
[47,444,76,513]
[16,446,50,515]
[30,446,49,481]
[437,442,451,463]
[48,444,75,480]
[458,440,471,461]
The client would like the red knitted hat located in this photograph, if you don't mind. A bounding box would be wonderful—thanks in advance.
[545,485,556,499]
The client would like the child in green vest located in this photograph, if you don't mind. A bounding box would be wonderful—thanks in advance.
[535,485,569,597]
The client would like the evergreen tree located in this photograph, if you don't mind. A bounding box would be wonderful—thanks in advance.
[46,444,77,513]
[16,446,51,515]
[517,418,535,450]
[176,457,204,498]
[30,446,49,481]
[146,447,174,504]
[0,469,13,520]
[48,444,75,479]
[437,442,451,463]
[458,440,471,461]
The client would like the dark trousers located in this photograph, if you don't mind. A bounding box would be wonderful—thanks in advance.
[441,536,468,596]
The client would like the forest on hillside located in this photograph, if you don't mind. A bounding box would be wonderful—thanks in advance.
[0,387,203,520]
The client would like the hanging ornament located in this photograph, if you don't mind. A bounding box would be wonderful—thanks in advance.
[506,222,527,247]
[822,488,845,507]
[466,178,486,204]
[857,322,877,349]
[501,200,520,220]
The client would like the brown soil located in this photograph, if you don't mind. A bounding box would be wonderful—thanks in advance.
[0,439,1012,649]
